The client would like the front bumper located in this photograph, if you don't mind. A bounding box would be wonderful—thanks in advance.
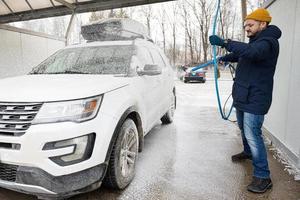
[0,107,120,198]
[0,163,106,199]
[0,111,117,176]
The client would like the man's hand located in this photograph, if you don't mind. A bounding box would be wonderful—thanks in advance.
[209,35,225,47]
[217,56,230,66]
[215,56,223,65]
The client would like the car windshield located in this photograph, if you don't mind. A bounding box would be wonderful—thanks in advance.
[29,45,134,75]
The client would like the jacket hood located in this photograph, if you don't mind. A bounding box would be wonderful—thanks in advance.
[260,25,282,39]
[251,25,282,41]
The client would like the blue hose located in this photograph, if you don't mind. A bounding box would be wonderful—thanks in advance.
[212,0,233,120]
[191,0,234,120]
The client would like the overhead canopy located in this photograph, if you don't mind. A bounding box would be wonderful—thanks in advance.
[0,0,174,24]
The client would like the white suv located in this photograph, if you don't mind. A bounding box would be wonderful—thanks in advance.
[0,20,175,199]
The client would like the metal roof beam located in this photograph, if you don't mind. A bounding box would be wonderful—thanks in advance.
[0,0,175,24]
[49,0,56,7]
[24,0,34,11]
[65,12,75,45]
[1,0,15,14]
[54,0,76,10]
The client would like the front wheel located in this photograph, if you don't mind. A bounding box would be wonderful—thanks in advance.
[161,92,176,124]
[103,118,139,189]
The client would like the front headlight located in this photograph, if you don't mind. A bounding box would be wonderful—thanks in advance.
[32,95,103,124]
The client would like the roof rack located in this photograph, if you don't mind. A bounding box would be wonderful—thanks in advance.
[81,18,152,42]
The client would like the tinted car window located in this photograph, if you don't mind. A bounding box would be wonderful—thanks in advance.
[30,45,134,75]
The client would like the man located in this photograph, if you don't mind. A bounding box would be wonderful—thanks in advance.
[209,8,281,193]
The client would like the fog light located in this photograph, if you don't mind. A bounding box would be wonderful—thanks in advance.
[43,133,95,166]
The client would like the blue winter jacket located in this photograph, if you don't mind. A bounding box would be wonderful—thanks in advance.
[221,25,282,115]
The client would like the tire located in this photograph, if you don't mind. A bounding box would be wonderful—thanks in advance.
[161,92,176,124]
[103,118,139,189]
[184,80,188,83]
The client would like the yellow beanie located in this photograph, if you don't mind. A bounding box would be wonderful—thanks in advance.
[245,8,272,22]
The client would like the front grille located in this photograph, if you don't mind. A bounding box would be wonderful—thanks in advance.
[0,163,18,182]
[0,103,42,136]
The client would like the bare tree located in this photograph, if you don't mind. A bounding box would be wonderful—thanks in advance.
[193,33,199,63]
[231,7,237,39]
[246,0,256,11]
[180,2,195,64]
[115,8,129,18]
[108,9,115,18]
[189,0,214,62]
[141,5,153,37]
[127,7,136,19]
[156,6,167,53]
[89,11,105,22]
[217,0,235,55]
[169,2,179,66]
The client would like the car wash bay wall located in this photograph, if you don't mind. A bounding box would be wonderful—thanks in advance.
[263,0,300,171]
[0,25,65,78]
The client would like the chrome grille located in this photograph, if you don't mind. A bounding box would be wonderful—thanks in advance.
[0,103,42,136]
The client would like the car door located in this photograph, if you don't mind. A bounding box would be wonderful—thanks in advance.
[159,51,175,110]
[148,47,170,118]
[135,45,160,132]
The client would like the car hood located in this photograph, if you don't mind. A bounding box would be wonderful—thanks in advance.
[0,75,129,102]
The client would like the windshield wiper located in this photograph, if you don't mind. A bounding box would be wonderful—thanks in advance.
[63,70,90,74]
[44,70,91,74]
[29,71,40,75]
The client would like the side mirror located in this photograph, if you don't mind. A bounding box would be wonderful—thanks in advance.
[137,64,162,76]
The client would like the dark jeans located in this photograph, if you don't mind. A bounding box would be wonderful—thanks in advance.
[236,109,270,178]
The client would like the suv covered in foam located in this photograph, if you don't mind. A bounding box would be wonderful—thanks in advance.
[0,19,175,199]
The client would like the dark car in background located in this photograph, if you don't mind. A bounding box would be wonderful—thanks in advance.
[183,68,206,83]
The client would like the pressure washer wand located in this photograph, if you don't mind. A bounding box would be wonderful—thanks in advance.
[191,60,215,71]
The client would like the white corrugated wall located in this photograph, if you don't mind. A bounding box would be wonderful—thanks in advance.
[264,0,300,171]
[0,26,65,78]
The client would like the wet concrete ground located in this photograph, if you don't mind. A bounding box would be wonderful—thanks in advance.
[1,79,300,200]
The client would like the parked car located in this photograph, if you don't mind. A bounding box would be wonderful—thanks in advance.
[0,19,175,199]
[183,68,206,83]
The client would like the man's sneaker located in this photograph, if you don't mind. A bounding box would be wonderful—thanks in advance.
[247,177,272,193]
[231,152,252,162]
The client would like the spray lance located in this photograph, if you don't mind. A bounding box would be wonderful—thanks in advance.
[191,0,234,121]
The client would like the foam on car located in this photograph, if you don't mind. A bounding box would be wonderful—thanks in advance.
[81,18,152,42]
